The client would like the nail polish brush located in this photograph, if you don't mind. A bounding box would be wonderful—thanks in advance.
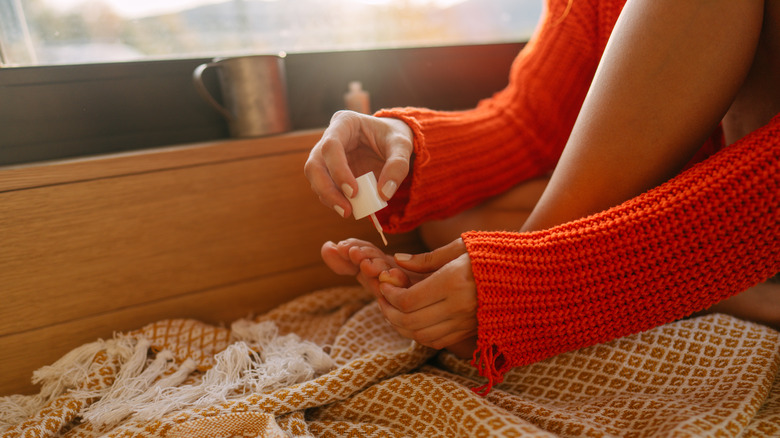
[348,172,388,246]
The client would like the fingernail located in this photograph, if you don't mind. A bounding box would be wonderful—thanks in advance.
[381,180,397,199]
[341,183,354,198]
[394,253,412,261]
[375,260,391,271]
[334,205,346,218]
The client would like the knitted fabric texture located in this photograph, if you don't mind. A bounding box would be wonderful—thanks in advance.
[375,0,626,233]
[464,114,780,391]
[375,0,779,391]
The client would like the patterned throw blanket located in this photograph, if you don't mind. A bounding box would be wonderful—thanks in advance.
[2,286,779,437]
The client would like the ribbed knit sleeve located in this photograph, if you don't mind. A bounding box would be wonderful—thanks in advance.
[462,113,780,393]
[375,0,627,233]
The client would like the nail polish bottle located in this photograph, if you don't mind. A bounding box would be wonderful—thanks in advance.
[348,172,388,246]
[344,81,371,114]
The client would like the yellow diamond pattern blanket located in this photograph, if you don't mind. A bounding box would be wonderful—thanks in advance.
[1,286,779,437]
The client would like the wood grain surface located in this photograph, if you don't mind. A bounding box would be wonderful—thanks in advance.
[0,131,423,395]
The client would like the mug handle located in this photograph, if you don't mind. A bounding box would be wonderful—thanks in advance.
[193,62,234,121]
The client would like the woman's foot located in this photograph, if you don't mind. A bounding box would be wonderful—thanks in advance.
[321,238,417,298]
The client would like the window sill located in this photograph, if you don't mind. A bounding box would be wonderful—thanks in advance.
[0,43,524,166]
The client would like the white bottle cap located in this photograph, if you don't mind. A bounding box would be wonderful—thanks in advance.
[349,172,388,219]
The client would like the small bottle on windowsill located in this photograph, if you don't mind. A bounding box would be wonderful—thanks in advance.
[344,81,371,114]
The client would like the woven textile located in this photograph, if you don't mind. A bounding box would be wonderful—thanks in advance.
[2,286,779,437]
[374,0,780,391]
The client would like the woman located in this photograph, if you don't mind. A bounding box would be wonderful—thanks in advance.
[304,0,779,391]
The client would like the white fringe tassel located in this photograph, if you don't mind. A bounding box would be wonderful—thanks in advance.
[32,335,137,401]
[0,335,138,433]
[81,342,171,427]
[0,394,43,433]
[80,320,335,427]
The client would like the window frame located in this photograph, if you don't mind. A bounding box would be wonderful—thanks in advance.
[0,42,524,166]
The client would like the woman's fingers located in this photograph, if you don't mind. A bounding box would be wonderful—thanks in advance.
[382,252,474,312]
[394,238,467,274]
[325,236,478,353]
[305,112,362,215]
[305,112,414,217]
[375,252,478,350]
[376,290,477,349]
[306,155,348,216]
[320,127,359,193]
[376,292,470,332]
[376,117,414,201]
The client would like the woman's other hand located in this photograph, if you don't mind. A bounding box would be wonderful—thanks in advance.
[304,111,413,219]
[377,239,478,356]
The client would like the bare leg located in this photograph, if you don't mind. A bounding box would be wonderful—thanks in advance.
[419,177,549,249]
[695,281,780,330]
[707,0,780,329]
[722,0,780,144]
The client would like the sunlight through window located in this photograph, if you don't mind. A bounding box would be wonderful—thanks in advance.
[0,0,541,66]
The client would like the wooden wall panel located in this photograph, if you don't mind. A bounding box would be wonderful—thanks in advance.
[0,264,348,396]
[0,132,425,395]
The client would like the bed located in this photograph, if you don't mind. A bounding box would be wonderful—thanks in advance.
[1,132,778,437]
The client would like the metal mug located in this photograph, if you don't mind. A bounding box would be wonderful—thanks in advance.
[193,55,291,138]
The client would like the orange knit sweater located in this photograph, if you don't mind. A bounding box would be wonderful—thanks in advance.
[375,0,622,230]
[375,0,780,392]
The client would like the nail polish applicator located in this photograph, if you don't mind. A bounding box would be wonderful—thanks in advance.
[348,172,388,246]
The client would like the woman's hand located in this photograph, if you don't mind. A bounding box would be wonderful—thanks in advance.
[322,237,479,358]
[376,239,478,354]
[304,111,413,218]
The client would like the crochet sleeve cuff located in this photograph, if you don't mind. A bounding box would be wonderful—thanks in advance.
[463,114,780,392]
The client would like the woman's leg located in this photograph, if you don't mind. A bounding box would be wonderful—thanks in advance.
[418,177,550,250]
[722,0,780,143]
[702,0,780,329]
[695,281,780,330]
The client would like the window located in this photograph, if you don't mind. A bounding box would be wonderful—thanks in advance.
[1,0,542,67]
[0,1,538,166]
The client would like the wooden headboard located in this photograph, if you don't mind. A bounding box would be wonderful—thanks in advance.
[0,130,424,395]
